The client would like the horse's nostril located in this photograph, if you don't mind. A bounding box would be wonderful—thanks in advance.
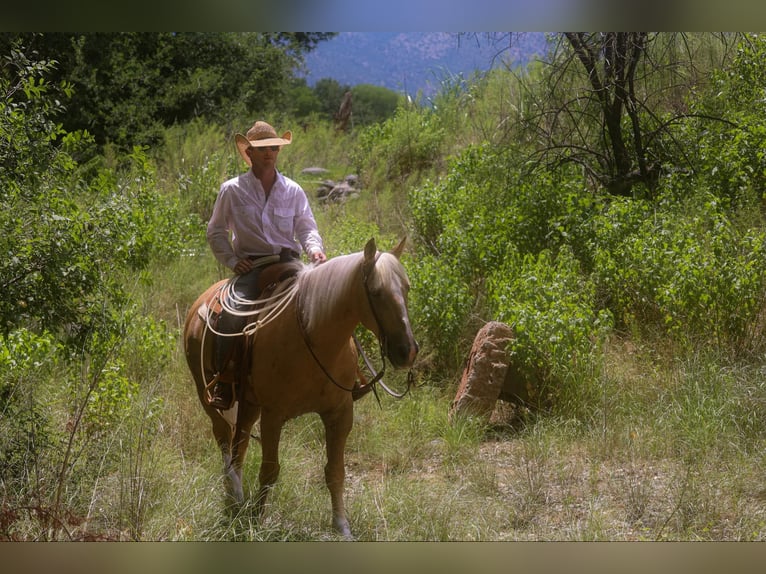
[389,340,418,367]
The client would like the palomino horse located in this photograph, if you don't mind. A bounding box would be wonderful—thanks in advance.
[183,238,418,537]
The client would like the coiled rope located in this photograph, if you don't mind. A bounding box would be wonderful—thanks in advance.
[198,272,300,397]
[204,273,300,337]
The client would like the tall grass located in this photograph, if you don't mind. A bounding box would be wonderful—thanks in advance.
[5,266,765,540]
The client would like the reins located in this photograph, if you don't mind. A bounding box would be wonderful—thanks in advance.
[296,254,413,401]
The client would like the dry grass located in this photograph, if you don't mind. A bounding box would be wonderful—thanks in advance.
[138,347,766,541]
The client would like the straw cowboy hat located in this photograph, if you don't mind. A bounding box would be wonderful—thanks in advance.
[235,121,292,166]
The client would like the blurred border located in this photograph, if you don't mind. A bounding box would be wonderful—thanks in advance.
[2,0,765,31]
[3,541,766,574]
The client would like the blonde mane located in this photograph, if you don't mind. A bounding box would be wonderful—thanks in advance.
[297,251,363,331]
[296,249,407,333]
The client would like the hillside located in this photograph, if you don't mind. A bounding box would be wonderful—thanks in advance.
[301,32,548,97]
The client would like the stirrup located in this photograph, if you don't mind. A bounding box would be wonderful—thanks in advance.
[204,373,237,410]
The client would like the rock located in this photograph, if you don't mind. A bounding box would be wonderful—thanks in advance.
[301,166,330,176]
[449,321,533,423]
[316,180,336,198]
[316,176,361,203]
[344,174,359,186]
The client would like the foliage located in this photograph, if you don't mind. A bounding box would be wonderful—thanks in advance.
[0,329,59,498]
[306,77,351,122]
[408,143,602,369]
[285,78,324,121]
[0,43,192,343]
[0,33,336,152]
[685,34,766,207]
[0,42,186,540]
[487,246,613,418]
[521,33,742,198]
[591,187,766,356]
[353,103,445,180]
[350,84,404,126]
[407,252,474,366]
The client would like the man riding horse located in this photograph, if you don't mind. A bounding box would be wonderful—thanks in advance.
[205,120,327,408]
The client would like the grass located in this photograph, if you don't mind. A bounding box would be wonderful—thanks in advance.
[121,338,765,541]
[4,252,766,541]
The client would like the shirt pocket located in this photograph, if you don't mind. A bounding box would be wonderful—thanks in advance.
[273,207,294,233]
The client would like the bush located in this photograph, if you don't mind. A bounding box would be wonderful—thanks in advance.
[353,104,445,180]
[487,246,613,418]
[408,143,602,375]
[591,188,766,356]
[0,329,59,497]
[408,252,474,368]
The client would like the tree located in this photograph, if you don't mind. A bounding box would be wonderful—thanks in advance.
[286,77,323,121]
[351,84,402,126]
[487,32,742,198]
[564,33,650,196]
[0,33,336,151]
[313,77,352,122]
[544,32,752,197]
[0,41,184,342]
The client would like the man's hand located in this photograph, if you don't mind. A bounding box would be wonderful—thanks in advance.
[311,251,327,264]
[233,258,255,275]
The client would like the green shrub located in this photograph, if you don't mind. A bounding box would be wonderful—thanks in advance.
[487,246,613,418]
[687,34,766,207]
[408,143,602,375]
[592,188,766,355]
[353,104,445,180]
[408,253,474,367]
[0,329,60,496]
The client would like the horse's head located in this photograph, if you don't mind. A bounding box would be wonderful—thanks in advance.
[361,237,419,369]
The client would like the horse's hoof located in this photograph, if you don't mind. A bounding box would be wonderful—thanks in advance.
[333,519,354,540]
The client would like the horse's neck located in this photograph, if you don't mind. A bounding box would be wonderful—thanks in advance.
[299,253,363,339]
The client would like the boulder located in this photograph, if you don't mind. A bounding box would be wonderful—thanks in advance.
[449,321,532,423]
[316,176,361,203]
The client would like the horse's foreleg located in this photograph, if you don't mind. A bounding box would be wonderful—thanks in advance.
[255,412,283,519]
[321,405,354,538]
[227,404,259,507]
[218,425,243,505]
[200,404,243,505]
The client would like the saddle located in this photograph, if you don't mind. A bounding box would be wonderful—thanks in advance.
[201,260,301,409]
[200,260,301,325]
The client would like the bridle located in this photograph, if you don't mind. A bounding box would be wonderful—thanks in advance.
[296,253,414,401]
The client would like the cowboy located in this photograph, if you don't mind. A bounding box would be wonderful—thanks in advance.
[206,120,327,408]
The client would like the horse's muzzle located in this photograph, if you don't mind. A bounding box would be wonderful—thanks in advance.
[388,338,419,369]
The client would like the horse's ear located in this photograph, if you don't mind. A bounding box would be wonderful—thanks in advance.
[363,238,377,275]
[391,236,407,259]
[364,237,377,260]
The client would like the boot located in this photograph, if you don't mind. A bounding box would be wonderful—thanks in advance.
[207,371,236,410]
[209,382,235,410]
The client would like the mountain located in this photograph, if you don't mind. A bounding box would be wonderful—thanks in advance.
[301,32,548,98]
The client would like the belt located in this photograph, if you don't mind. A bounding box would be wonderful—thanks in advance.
[247,254,280,268]
[248,248,300,263]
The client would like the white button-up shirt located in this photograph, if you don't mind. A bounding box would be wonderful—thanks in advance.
[206,169,324,270]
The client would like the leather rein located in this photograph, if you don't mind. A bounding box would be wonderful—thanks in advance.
[296,254,413,402]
